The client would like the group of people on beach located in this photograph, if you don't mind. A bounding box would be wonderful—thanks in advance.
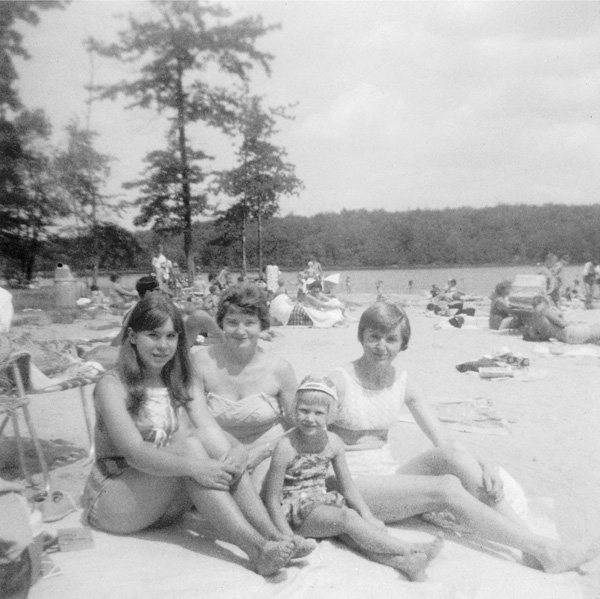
[79,280,600,581]
[486,252,600,345]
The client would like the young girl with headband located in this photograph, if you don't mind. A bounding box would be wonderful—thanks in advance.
[263,376,443,581]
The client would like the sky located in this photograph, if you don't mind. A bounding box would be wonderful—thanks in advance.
[15,0,600,229]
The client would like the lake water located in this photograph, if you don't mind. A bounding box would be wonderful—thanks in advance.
[110,264,583,297]
[311,264,584,297]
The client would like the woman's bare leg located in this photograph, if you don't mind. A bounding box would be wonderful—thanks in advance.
[183,478,293,575]
[399,446,524,525]
[352,472,600,573]
[146,437,295,574]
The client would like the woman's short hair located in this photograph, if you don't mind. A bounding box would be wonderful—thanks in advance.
[109,272,120,282]
[357,302,411,350]
[136,274,160,297]
[216,284,270,331]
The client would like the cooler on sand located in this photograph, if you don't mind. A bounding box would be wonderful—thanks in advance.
[508,274,548,312]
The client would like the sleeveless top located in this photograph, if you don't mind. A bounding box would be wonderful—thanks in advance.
[95,376,180,455]
[132,387,179,448]
[206,391,284,446]
[329,366,407,477]
[330,367,408,432]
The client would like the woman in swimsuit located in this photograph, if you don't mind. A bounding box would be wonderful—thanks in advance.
[326,302,600,574]
[81,294,297,576]
[193,284,297,489]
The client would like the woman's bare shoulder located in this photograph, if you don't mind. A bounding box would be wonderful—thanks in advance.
[94,371,127,403]
[192,344,220,366]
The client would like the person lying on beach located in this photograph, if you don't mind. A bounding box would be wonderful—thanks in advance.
[81,294,306,576]
[523,295,600,344]
[326,302,600,574]
[263,376,442,581]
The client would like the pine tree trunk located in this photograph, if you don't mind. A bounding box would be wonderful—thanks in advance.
[175,61,195,281]
[257,197,263,275]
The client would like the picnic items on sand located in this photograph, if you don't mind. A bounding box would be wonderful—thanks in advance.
[456,348,530,379]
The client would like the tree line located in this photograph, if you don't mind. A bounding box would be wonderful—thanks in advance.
[25,203,600,276]
[164,203,600,271]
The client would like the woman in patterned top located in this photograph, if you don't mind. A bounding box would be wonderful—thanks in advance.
[81,294,297,576]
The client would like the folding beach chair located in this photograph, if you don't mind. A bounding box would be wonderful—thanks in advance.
[0,355,51,493]
[1,351,99,491]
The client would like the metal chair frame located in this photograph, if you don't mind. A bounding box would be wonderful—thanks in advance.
[0,359,51,492]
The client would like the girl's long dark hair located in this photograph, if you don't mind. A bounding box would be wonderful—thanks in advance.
[117,294,192,414]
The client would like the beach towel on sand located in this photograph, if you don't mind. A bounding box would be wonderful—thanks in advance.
[397,397,511,435]
[29,497,582,599]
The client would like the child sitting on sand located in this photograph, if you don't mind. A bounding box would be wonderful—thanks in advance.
[263,376,442,581]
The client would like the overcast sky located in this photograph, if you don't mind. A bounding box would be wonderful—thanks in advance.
[16,0,600,227]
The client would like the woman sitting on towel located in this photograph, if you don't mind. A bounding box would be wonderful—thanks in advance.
[326,302,599,574]
[81,294,306,576]
[193,284,298,489]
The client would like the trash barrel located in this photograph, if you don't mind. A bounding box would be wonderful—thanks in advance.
[54,263,79,308]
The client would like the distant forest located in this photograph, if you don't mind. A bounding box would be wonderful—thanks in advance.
[46,203,600,274]
[124,204,600,270]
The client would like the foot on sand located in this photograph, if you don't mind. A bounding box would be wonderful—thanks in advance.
[538,537,600,574]
[291,535,317,558]
[413,533,444,561]
[253,540,294,576]
[386,550,430,582]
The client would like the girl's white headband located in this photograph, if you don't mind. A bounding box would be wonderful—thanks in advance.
[296,379,338,403]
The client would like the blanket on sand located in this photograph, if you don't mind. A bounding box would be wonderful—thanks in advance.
[397,397,511,435]
[30,500,581,599]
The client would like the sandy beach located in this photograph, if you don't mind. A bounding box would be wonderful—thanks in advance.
[3,293,600,598]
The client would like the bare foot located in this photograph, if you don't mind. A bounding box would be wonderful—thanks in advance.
[253,540,294,576]
[387,550,430,582]
[365,548,430,582]
[538,537,600,574]
[291,535,317,559]
[411,533,444,562]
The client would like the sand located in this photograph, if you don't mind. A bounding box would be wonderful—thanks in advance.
[3,294,600,597]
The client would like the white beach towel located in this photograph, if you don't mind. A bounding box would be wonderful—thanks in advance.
[30,500,582,599]
[269,294,295,326]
